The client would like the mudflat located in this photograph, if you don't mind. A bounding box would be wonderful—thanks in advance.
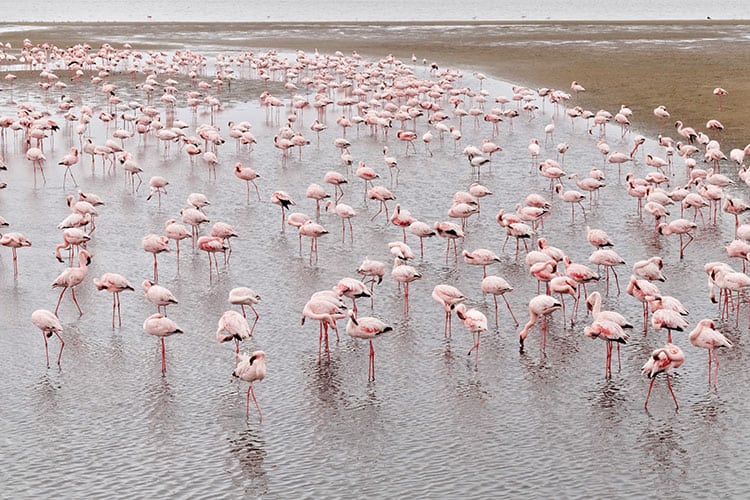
[3,21,748,148]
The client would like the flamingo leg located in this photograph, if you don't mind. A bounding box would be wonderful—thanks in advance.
[644,377,657,409]
[161,337,167,374]
[54,331,64,366]
[369,339,375,381]
[54,287,68,316]
[246,385,263,422]
[43,334,50,368]
[502,295,519,326]
[665,373,679,410]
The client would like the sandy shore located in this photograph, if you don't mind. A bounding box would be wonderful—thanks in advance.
[2,21,748,149]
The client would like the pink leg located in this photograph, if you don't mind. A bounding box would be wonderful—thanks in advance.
[503,295,519,326]
[247,385,263,421]
[665,373,679,410]
[369,340,375,381]
[54,287,67,316]
[161,337,167,374]
[644,377,656,409]
[54,331,65,366]
[43,334,50,368]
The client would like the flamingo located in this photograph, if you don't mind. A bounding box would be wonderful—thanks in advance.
[52,249,92,317]
[657,219,698,259]
[228,287,261,334]
[589,249,626,295]
[481,275,519,327]
[146,176,168,207]
[301,295,346,362]
[197,235,227,280]
[368,185,396,221]
[462,248,501,278]
[0,231,32,277]
[216,310,252,356]
[519,294,562,351]
[455,304,488,366]
[271,190,296,231]
[31,309,64,368]
[584,319,630,379]
[142,234,170,282]
[26,147,46,183]
[346,312,392,381]
[689,318,732,389]
[142,279,178,316]
[143,313,183,375]
[234,162,261,203]
[298,220,328,264]
[642,343,685,410]
[164,219,190,269]
[392,258,422,314]
[432,284,466,337]
[232,351,267,420]
[356,258,386,302]
[408,220,436,258]
[58,147,79,187]
[434,221,465,263]
[93,273,134,328]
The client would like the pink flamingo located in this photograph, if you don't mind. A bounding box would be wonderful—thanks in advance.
[657,219,698,259]
[228,287,261,333]
[0,231,32,277]
[346,312,392,381]
[455,304,488,366]
[58,147,79,187]
[31,309,64,368]
[54,228,89,265]
[298,220,329,264]
[164,219,190,269]
[432,284,467,337]
[302,295,346,362]
[271,190,296,231]
[409,220,436,258]
[689,318,732,388]
[642,343,685,410]
[519,294,562,351]
[143,279,178,316]
[26,147,46,183]
[142,233,170,282]
[216,310,252,356]
[367,185,396,221]
[232,351,266,420]
[197,235,227,281]
[305,183,330,218]
[93,273,134,328]
[392,258,422,314]
[481,275,518,327]
[584,319,630,379]
[462,248,501,278]
[234,162,261,203]
[434,221,464,263]
[143,313,183,375]
[52,249,92,317]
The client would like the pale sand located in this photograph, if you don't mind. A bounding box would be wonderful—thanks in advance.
[3,21,748,148]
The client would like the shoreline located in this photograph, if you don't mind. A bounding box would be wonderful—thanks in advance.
[1,21,748,149]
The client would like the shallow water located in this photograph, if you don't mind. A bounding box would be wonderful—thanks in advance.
[1,26,749,498]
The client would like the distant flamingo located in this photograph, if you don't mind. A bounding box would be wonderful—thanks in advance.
[408,220,436,258]
[216,310,252,356]
[584,319,630,379]
[392,258,422,314]
[26,147,46,183]
[346,312,392,381]
[180,207,210,248]
[519,294,562,351]
[229,287,261,333]
[197,235,227,280]
[93,273,134,328]
[164,219,190,269]
[455,304,488,366]
[689,318,732,388]
[302,295,346,361]
[298,220,328,264]
[356,258,386,301]
[432,284,466,337]
[232,351,267,420]
[462,248,501,278]
[234,162,261,202]
[52,249,92,317]
[368,185,396,221]
[657,218,697,259]
[434,221,464,263]
[143,279,178,316]
[481,275,519,327]
[642,343,685,410]
[31,309,64,368]
[58,147,79,187]
[143,313,183,375]
[142,233,170,281]
[0,231,32,277]
[271,190,296,231]
[146,176,168,207]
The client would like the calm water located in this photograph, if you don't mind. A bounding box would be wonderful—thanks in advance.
[1,24,749,499]
[0,0,747,22]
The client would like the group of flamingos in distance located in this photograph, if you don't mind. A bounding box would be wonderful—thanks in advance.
[0,37,745,419]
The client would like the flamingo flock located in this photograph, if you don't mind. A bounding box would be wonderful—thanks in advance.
[1,36,743,424]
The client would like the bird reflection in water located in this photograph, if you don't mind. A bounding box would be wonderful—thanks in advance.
[229,428,268,495]
[638,422,688,477]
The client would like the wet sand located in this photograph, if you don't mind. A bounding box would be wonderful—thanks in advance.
[3,21,749,148]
